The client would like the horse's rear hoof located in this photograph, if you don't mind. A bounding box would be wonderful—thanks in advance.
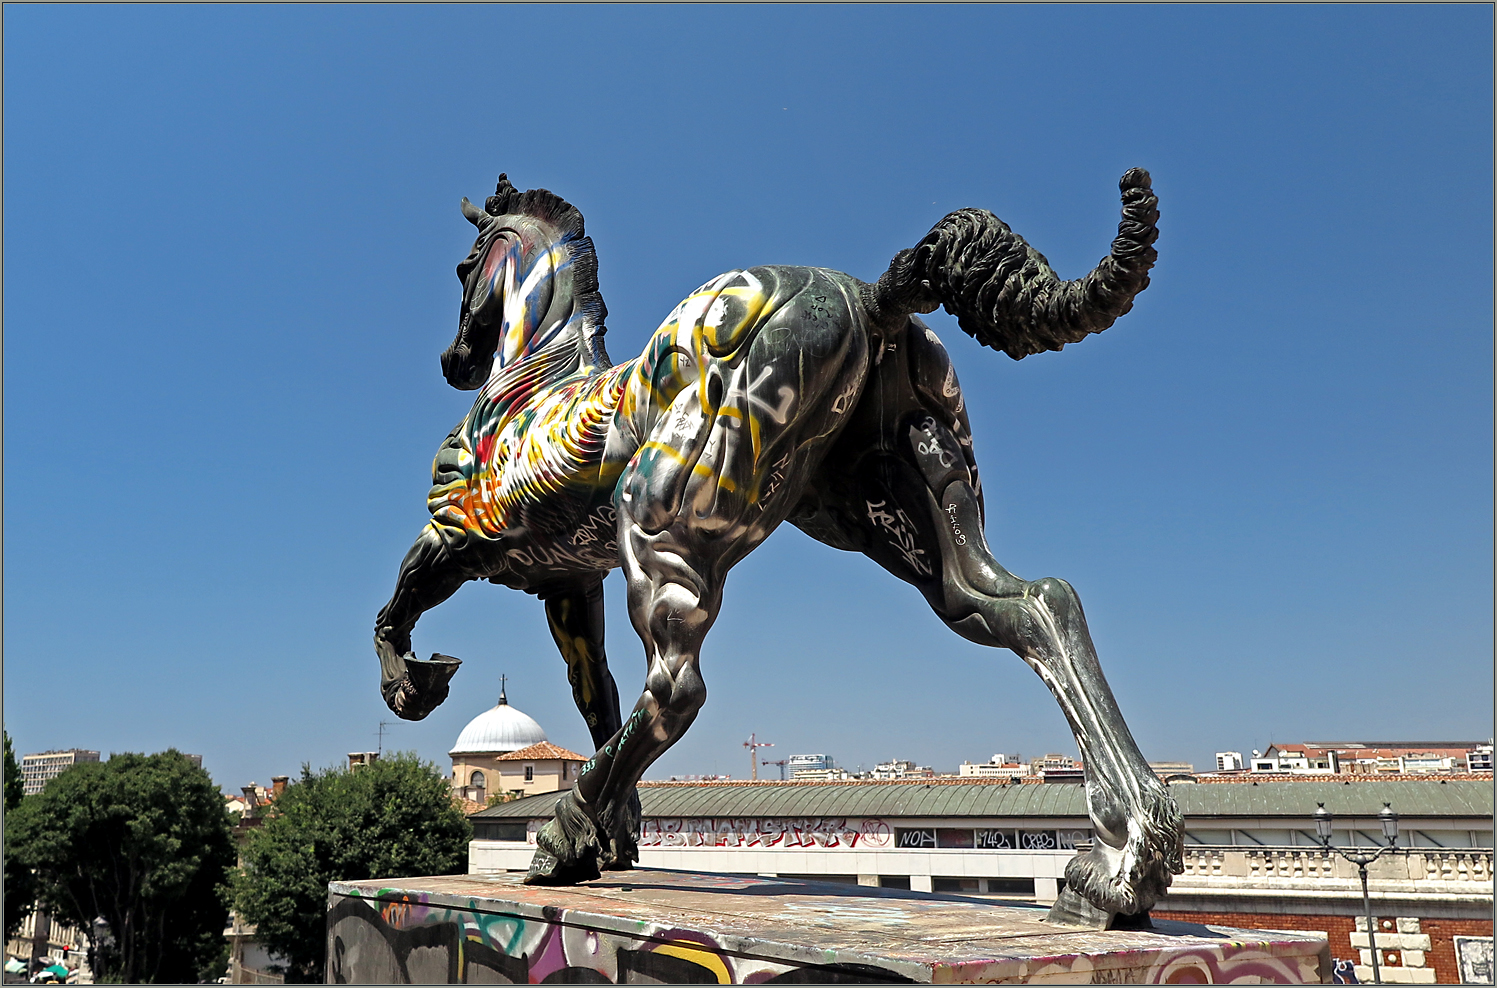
[382,654,461,721]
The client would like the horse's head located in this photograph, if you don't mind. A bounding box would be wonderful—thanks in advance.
[441,174,608,389]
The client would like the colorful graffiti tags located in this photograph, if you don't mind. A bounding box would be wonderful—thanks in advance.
[638,817,892,849]
[327,872,1330,984]
[327,892,915,984]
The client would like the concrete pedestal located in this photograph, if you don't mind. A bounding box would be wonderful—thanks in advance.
[327,869,1330,984]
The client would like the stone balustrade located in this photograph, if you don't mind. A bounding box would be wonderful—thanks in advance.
[1171,845,1493,899]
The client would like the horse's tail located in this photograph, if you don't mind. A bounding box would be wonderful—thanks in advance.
[861,168,1159,360]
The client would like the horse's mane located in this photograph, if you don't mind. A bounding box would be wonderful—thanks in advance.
[485,175,611,371]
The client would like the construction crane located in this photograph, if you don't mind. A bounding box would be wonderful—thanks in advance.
[762,758,789,781]
[743,733,774,781]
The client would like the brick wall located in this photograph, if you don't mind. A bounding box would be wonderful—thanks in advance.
[1423,917,1494,984]
[1155,910,1354,971]
[1154,908,1493,984]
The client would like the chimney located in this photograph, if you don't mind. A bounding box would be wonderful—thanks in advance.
[271,776,289,799]
[241,784,261,808]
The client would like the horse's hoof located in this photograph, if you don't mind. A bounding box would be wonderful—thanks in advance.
[1063,784,1183,916]
[523,798,603,884]
[523,847,600,885]
[382,654,461,721]
[598,789,642,871]
[599,838,638,872]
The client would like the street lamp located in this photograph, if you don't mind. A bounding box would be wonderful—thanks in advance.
[1312,801,1399,985]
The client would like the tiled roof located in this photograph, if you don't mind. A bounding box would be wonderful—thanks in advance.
[471,778,1493,821]
[492,741,588,762]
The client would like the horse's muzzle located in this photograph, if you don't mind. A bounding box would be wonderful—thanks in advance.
[440,344,489,390]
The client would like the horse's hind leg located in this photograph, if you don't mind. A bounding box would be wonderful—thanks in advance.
[827,418,1183,924]
[796,319,1182,924]
[373,523,474,721]
[931,481,1184,925]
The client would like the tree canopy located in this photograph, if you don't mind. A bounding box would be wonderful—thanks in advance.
[6,749,235,983]
[227,752,471,983]
[3,731,37,940]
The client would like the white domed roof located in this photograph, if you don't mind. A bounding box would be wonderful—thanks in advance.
[450,686,547,756]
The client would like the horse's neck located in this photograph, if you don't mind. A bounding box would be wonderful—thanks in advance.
[488,237,609,384]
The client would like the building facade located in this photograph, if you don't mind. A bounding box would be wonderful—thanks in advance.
[19,749,99,796]
[1250,741,1491,776]
[449,684,586,804]
[470,778,1493,984]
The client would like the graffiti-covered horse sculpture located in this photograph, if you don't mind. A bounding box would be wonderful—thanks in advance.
[374,170,1183,927]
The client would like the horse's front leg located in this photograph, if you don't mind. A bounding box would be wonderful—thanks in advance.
[373,524,477,721]
[540,579,641,856]
[541,579,626,750]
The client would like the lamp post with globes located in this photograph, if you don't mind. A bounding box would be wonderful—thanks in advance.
[1312,801,1399,985]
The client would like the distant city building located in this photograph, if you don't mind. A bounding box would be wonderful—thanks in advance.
[1250,742,1487,776]
[19,749,99,796]
[348,751,379,771]
[449,681,585,804]
[788,754,834,773]
[225,775,290,983]
[958,755,1031,780]
[1148,761,1195,779]
[1030,753,1084,783]
[1215,751,1245,772]
[1467,744,1493,773]
[872,759,934,780]
[470,776,1493,983]
[790,768,853,781]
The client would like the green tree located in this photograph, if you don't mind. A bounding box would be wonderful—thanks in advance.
[4,731,37,939]
[7,749,235,983]
[227,752,471,983]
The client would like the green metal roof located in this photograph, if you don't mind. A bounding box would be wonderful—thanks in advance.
[472,779,1492,822]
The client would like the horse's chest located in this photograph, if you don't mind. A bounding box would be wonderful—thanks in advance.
[489,498,621,586]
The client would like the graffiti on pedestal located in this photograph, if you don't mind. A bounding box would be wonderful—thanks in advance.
[327,892,915,984]
[327,889,1327,984]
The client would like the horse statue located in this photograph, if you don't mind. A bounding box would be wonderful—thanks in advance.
[373,169,1183,928]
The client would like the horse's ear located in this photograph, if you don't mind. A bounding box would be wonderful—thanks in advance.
[486,173,518,216]
[460,197,487,227]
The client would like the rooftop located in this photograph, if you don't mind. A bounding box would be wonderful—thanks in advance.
[493,741,588,763]
[473,777,1492,822]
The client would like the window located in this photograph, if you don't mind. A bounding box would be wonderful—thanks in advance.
[895,828,936,848]
[473,821,526,841]
[524,765,534,782]
[933,877,981,893]
[470,770,485,788]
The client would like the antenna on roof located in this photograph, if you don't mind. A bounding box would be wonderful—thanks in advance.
[499,674,508,706]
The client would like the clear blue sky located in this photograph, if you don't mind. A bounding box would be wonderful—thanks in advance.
[5,6,1492,791]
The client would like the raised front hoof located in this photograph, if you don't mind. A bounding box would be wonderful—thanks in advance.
[381,653,461,721]
[523,847,600,886]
